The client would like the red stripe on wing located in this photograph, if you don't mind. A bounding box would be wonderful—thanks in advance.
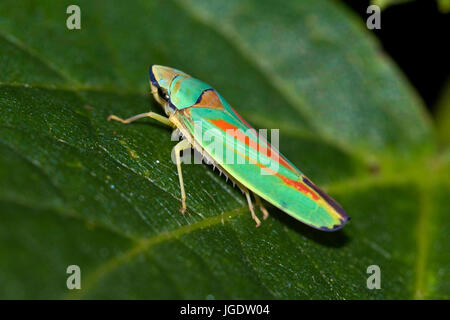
[209,119,298,173]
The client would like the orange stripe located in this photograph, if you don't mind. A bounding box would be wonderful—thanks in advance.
[277,175,320,201]
[252,161,320,201]
[230,145,320,202]
[209,119,297,173]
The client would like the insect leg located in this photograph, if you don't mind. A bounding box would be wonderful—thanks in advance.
[244,190,261,227]
[107,112,175,128]
[172,139,192,214]
[254,194,270,220]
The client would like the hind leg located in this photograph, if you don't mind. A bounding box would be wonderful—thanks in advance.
[243,190,261,227]
[254,194,269,220]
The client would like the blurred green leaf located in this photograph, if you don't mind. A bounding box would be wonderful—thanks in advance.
[436,79,450,147]
[0,0,448,299]
[372,0,450,13]
[438,0,450,13]
[372,0,413,10]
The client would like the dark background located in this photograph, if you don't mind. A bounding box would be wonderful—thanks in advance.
[343,0,449,113]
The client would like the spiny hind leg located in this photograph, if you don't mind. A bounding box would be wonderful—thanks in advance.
[172,139,192,214]
[254,194,269,220]
[243,189,261,227]
[107,112,175,128]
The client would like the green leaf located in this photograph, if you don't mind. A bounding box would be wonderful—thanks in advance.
[371,0,414,10]
[371,0,450,13]
[0,0,448,299]
[438,0,450,13]
[436,79,450,148]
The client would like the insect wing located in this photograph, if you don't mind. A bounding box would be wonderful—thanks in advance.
[175,89,349,231]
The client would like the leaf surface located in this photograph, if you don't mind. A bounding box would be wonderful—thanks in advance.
[0,0,447,299]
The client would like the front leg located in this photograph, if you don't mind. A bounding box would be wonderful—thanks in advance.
[172,139,192,213]
[108,111,175,128]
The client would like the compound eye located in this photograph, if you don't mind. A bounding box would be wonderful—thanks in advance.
[157,87,169,102]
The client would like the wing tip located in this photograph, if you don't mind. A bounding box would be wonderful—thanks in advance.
[302,177,350,221]
[319,215,351,232]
